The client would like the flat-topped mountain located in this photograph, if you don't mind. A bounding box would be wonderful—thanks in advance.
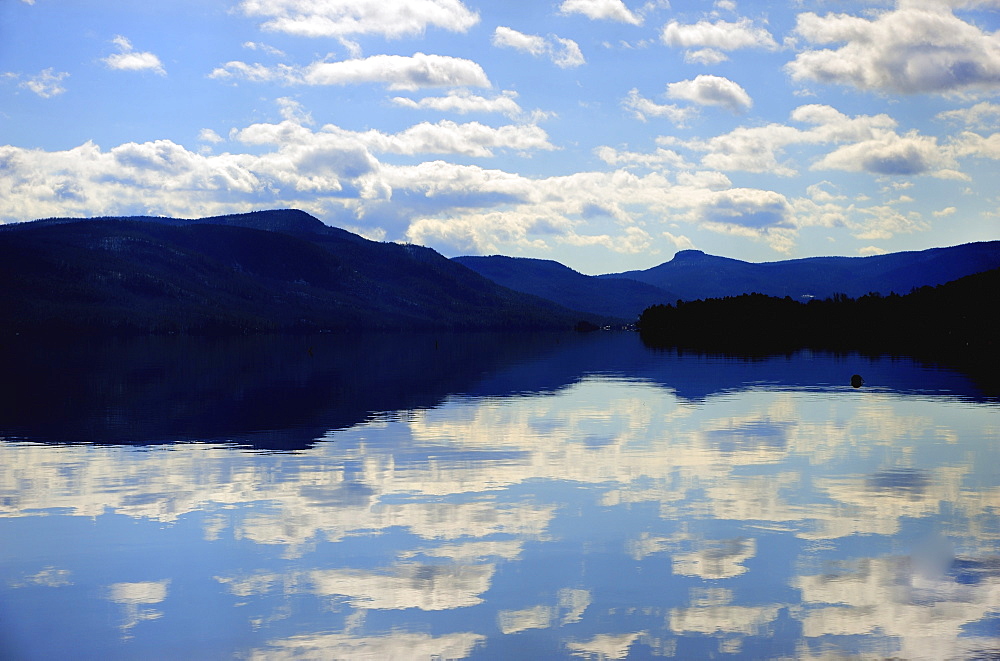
[452,255,677,321]
[600,242,1000,302]
[0,210,595,334]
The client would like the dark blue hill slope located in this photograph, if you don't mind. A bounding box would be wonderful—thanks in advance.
[0,210,594,334]
[452,255,676,322]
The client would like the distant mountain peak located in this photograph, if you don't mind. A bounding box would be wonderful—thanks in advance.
[672,249,707,260]
[199,209,327,235]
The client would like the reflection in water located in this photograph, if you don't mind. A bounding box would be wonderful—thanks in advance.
[108,580,170,639]
[0,333,998,659]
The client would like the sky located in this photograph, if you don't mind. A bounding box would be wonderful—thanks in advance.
[2,0,1000,274]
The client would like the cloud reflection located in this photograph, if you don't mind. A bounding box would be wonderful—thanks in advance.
[1,373,998,657]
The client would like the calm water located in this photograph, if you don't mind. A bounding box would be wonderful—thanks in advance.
[1,332,998,660]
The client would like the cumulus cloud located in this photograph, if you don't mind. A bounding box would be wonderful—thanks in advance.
[666,75,752,114]
[210,53,491,90]
[622,89,696,125]
[657,103,964,178]
[684,48,729,65]
[558,0,642,25]
[306,53,491,88]
[662,17,778,54]
[237,0,479,38]
[102,36,166,75]
[492,27,585,68]
[936,101,1000,129]
[18,68,69,98]
[391,90,526,118]
[0,104,558,225]
[813,131,959,177]
[234,116,555,158]
[787,6,1000,94]
[852,204,930,239]
[198,129,225,144]
[695,188,793,229]
[595,143,693,169]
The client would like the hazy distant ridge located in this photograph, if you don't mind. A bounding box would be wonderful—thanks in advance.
[601,244,1000,301]
[452,255,678,321]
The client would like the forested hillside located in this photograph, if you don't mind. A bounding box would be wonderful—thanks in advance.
[0,211,594,335]
[637,268,999,361]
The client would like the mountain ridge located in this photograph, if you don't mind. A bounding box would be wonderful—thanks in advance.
[457,240,1000,321]
[598,240,1000,302]
[4,209,999,334]
[452,254,678,321]
[0,210,600,335]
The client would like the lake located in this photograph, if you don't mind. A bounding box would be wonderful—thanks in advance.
[1,332,998,660]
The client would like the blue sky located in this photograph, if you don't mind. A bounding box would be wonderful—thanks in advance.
[2,0,1000,274]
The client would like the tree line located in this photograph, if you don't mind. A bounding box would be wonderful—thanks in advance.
[637,268,998,362]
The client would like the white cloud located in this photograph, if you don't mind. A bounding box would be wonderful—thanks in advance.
[663,231,695,250]
[937,101,1000,129]
[658,104,964,178]
[951,130,1000,159]
[242,41,287,57]
[851,204,930,239]
[622,89,696,125]
[305,53,490,89]
[558,0,642,25]
[666,75,752,114]
[933,206,957,216]
[684,48,729,65]
[390,90,526,118]
[209,61,297,83]
[665,124,804,176]
[814,131,959,177]
[233,114,555,158]
[595,144,693,169]
[806,182,846,203]
[694,187,794,229]
[787,6,1000,94]
[102,36,166,75]
[237,0,479,38]
[551,37,586,68]
[859,245,889,255]
[492,26,547,56]
[662,18,778,51]
[19,68,69,98]
[493,27,585,68]
[387,121,556,157]
[211,53,490,90]
[198,129,224,144]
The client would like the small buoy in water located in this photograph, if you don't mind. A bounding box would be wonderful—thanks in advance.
[850,374,864,388]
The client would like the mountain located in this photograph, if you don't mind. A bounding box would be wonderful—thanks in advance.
[601,243,1000,301]
[0,210,597,335]
[452,255,676,321]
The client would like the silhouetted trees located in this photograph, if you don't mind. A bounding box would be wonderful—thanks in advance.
[638,269,999,361]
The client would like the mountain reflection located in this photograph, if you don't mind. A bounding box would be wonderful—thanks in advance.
[1,333,998,659]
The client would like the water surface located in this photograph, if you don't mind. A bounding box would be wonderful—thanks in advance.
[1,333,997,659]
